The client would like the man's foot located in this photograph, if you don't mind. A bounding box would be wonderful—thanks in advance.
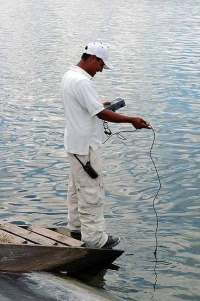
[70,231,81,241]
[102,236,121,249]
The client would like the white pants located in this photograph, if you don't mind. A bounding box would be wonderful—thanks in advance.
[66,147,108,248]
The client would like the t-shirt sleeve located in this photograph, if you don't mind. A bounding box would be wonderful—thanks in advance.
[76,82,104,117]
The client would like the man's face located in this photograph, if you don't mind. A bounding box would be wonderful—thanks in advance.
[89,56,104,77]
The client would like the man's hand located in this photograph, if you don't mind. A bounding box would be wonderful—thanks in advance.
[103,101,110,106]
[131,117,151,129]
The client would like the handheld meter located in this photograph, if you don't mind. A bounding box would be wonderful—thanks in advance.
[104,98,125,111]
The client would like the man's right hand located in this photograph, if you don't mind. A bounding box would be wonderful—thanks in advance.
[131,117,151,129]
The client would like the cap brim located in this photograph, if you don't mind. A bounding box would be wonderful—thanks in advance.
[103,60,114,70]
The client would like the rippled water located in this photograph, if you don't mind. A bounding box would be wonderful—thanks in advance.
[0,0,200,300]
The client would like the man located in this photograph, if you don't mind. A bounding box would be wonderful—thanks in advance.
[61,42,150,249]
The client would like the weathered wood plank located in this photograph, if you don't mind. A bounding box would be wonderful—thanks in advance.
[0,230,30,244]
[28,225,83,247]
[0,223,61,246]
[56,227,71,237]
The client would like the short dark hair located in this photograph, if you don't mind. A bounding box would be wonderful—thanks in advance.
[81,53,101,62]
[81,53,91,61]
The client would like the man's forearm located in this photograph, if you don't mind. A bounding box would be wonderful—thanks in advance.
[97,109,151,129]
[97,109,132,123]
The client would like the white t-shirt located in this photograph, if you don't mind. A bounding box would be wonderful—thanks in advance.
[61,65,105,155]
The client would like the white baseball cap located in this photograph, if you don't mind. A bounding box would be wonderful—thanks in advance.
[83,42,113,70]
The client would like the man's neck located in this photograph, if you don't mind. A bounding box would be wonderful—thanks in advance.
[76,59,92,76]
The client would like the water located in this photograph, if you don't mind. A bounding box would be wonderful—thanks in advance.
[0,0,200,300]
[0,272,118,301]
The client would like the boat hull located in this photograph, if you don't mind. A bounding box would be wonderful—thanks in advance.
[0,244,123,272]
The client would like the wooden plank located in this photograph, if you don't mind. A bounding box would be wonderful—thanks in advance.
[0,230,30,244]
[28,225,83,247]
[56,227,71,237]
[0,223,62,246]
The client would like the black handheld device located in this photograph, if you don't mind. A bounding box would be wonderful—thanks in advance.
[104,98,125,111]
[74,155,98,179]
[83,162,98,179]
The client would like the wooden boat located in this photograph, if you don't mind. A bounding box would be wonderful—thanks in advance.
[0,223,124,273]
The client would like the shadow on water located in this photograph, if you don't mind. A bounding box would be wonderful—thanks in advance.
[0,263,121,301]
[56,263,120,289]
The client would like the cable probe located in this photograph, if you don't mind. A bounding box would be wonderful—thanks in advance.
[103,99,161,257]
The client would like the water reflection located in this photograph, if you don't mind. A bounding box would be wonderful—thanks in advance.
[58,263,120,290]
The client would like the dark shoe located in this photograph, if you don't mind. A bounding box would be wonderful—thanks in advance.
[70,231,81,241]
[102,236,121,249]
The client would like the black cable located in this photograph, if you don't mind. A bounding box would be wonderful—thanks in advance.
[103,120,112,136]
[103,126,161,257]
[103,126,161,294]
[149,127,160,295]
[149,127,161,257]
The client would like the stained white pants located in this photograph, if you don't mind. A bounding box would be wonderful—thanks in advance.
[66,147,108,248]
